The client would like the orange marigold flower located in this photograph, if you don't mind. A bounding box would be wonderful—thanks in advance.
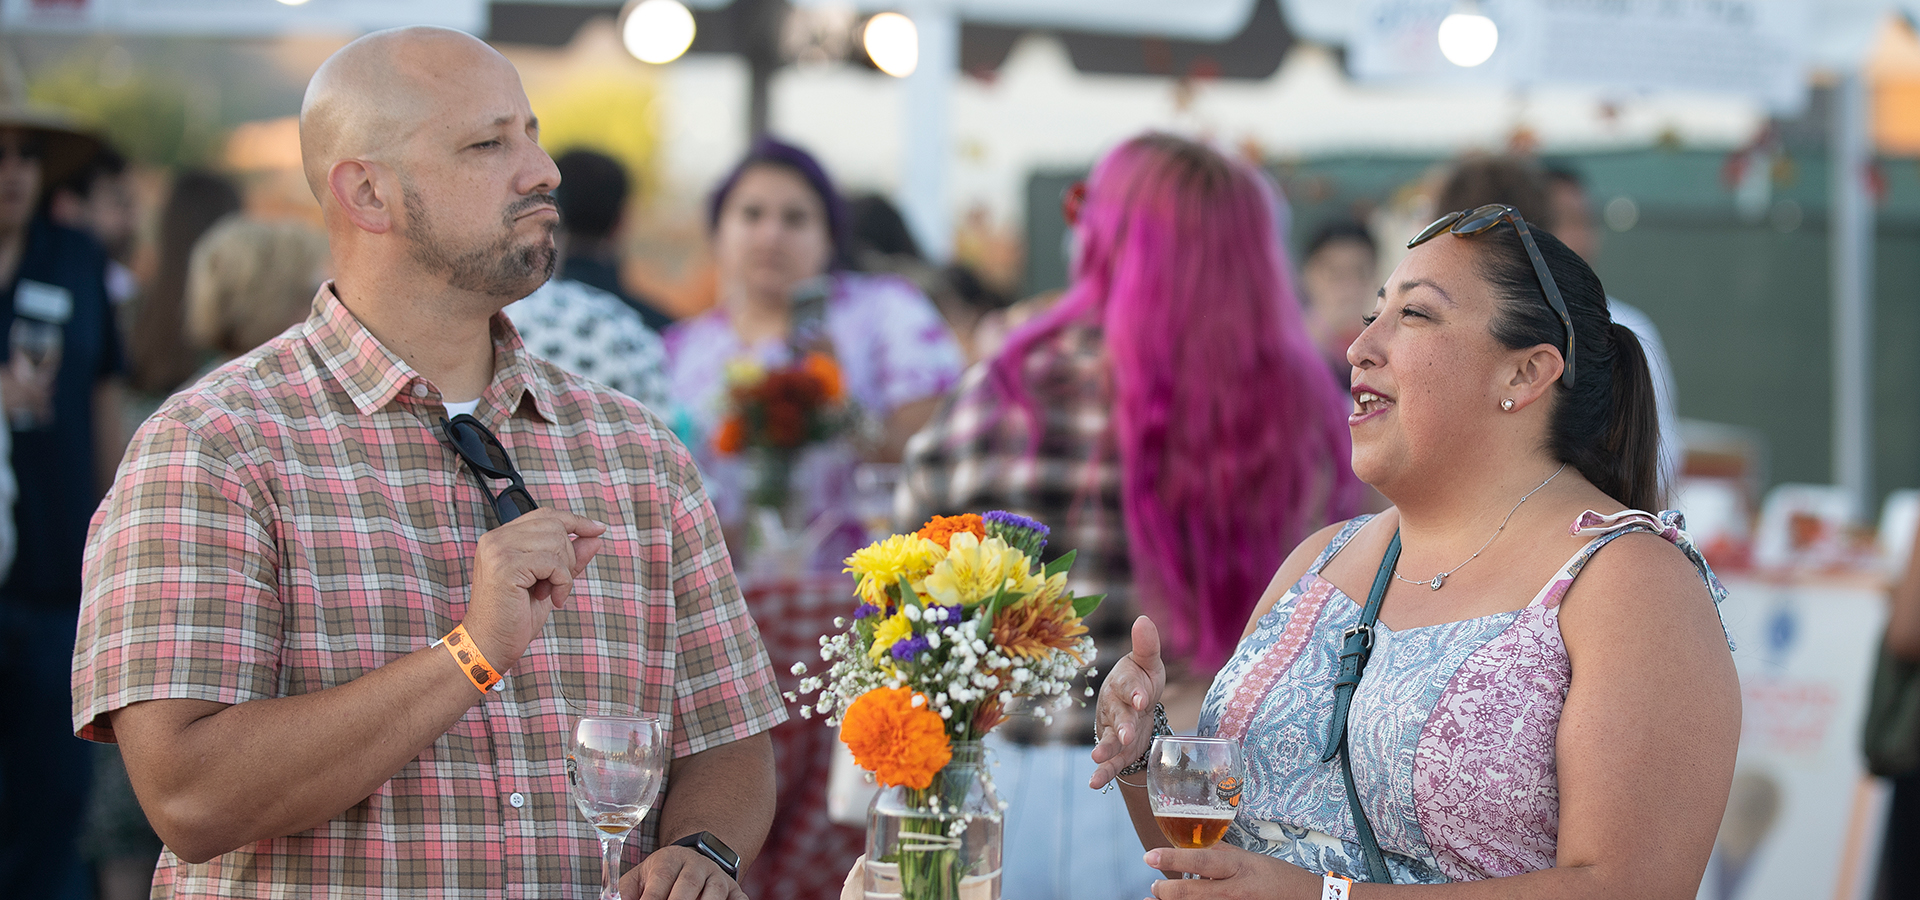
[803,352,844,401]
[839,687,952,789]
[916,513,986,549]
[713,416,747,455]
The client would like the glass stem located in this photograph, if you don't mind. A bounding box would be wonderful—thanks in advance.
[599,833,627,900]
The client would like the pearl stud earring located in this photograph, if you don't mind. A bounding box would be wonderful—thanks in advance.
[1501,399,1516,411]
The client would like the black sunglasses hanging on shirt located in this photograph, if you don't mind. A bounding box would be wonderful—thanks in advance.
[441,413,539,527]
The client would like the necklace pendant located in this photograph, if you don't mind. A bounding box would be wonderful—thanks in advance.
[1429,574,1446,590]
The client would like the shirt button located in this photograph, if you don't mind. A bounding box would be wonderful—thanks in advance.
[508,792,525,808]
[412,383,429,398]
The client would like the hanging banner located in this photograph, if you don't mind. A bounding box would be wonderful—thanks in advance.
[0,0,483,35]
[1703,578,1888,900]
[1350,0,1814,111]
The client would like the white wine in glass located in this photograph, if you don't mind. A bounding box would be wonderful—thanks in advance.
[1147,736,1245,878]
[569,716,667,900]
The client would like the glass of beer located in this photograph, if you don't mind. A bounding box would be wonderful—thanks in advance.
[1147,735,1245,879]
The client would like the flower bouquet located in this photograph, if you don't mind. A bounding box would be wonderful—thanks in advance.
[789,512,1105,900]
[711,352,849,511]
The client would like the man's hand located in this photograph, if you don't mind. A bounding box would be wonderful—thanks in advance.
[461,508,606,671]
[1089,615,1168,789]
[2,349,58,424]
[621,845,746,900]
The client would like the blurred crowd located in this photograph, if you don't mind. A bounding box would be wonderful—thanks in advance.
[0,41,1910,900]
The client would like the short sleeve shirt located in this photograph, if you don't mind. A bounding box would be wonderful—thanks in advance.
[72,285,786,899]
[895,320,1128,743]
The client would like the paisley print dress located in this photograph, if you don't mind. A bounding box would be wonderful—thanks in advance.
[1196,510,1728,883]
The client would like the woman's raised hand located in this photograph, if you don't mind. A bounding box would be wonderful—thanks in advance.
[1090,615,1168,789]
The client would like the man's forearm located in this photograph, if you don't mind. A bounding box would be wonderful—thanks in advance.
[111,643,486,863]
[653,732,776,870]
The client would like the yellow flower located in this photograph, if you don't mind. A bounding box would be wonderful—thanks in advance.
[922,532,1039,608]
[1019,571,1071,609]
[844,534,947,605]
[868,612,914,661]
[723,358,766,386]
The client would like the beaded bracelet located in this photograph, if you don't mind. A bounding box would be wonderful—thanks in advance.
[1116,703,1173,776]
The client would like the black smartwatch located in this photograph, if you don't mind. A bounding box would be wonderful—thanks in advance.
[669,831,740,880]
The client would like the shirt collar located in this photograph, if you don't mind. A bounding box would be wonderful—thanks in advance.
[300,282,554,423]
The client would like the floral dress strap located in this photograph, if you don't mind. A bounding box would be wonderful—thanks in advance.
[1305,515,1376,580]
[1569,508,1734,649]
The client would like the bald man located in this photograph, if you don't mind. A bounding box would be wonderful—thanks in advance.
[72,27,782,899]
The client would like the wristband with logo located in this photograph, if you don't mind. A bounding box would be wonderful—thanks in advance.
[441,624,501,693]
[1321,872,1354,899]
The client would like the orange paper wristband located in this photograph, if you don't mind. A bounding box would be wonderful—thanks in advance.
[442,624,501,693]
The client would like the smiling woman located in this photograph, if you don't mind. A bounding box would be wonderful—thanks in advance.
[1092,203,1741,899]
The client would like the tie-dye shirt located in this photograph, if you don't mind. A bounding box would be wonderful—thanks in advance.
[1197,509,1727,883]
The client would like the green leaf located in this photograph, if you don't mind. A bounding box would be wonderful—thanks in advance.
[1071,592,1107,618]
[1042,549,1079,578]
[977,585,1013,639]
[896,576,924,608]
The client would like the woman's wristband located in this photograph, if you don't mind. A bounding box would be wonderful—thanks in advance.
[1321,872,1354,899]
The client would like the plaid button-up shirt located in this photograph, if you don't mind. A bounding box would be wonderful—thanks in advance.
[896,320,1129,745]
[73,285,785,898]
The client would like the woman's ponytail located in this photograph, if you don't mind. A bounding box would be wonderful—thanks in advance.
[1600,322,1662,512]
[1482,222,1665,512]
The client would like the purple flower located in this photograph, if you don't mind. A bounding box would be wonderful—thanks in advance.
[984,510,1049,557]
[889,635,930,661]
[853,603,881,620]
[930,604,964,625]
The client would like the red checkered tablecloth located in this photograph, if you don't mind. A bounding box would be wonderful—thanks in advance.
[738,573,866,900]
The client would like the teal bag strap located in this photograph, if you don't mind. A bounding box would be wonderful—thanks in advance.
[1318,529,1399,884]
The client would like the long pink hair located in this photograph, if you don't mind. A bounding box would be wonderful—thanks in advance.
[990,133,1360,673]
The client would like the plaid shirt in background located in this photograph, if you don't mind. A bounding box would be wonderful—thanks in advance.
[73,286,786,899]
[896,320,1130,745]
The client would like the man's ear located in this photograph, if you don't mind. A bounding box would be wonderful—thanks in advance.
[1503,343,1565,412]
[327,159,395,235]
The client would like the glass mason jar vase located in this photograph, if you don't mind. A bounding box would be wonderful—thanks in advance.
[864,741,1002,900]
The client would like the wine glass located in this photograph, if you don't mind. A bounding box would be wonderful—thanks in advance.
[569,715,667,900]
[1146,736,1245,879]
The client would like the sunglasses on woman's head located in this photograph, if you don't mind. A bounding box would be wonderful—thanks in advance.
[441,413,538,526]
[1407,203,1577,387]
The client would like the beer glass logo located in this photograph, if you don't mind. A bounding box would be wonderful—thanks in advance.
[1217,775,1242,807]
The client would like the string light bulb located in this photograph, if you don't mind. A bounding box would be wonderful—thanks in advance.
[622,0,696,65]
[1437,2,1498,68]
[863,12,918,78]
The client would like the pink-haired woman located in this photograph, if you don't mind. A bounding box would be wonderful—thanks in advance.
[897,132,1361,896]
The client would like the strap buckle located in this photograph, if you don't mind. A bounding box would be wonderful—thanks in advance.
[1340,622,1374,651]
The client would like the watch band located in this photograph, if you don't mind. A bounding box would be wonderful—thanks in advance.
[670,831,740,880]
[1116,703,1173,776]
